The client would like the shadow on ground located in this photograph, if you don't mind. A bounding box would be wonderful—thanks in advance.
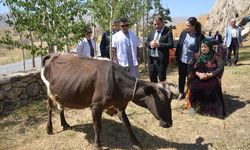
[70,119,212,150]
[0,99,47,128]
[223,93,246,117]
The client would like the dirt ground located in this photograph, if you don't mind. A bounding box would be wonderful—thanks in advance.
[0,44,250,150]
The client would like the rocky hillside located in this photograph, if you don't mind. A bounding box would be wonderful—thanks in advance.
[204,0,250,38]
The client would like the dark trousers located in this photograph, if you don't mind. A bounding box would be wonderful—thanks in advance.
[148,57,167,83]
[226,38,239,65]
[178,61,188,93]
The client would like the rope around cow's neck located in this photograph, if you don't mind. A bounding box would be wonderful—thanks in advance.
[131,77,138,101]
[130,77,158,137]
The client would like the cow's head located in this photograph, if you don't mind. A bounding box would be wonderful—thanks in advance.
[134,83,173,128]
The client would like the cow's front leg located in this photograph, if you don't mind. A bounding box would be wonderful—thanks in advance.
[47,98,53,134]
[58,104,70,130]
[119,110,142,149]
[91,105,103,150]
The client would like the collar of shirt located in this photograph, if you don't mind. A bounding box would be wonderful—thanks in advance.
[154,28,164,41]
[229,26,238,29]
[155,28,164,34]
[187,31,196,37]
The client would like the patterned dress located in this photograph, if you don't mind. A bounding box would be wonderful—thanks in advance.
[188,52,226,119]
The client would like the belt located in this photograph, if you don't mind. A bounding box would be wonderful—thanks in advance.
[150,57,159,60]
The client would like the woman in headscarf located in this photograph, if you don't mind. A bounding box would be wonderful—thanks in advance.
[188,38,226,119]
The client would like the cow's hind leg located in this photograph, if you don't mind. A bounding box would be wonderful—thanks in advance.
[58,106,70,130]
[47,98,53,134]
[91,104,103,150]
[119,111,142,149]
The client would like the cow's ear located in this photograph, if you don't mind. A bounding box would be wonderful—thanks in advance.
[143,85,156,95]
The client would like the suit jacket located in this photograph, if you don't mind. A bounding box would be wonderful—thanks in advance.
[214,34,223,44]
[175,30,205,61]
[100,31,110,57]
[145,26,174,65]
[224,26,242,47]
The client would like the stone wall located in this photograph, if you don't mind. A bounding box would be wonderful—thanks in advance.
[0,69,47,112]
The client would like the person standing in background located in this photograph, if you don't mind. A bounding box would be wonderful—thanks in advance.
[224,18,242,66]
[175,17,205,100]
[112,17,140,78]
[100,20,120,59]
[206,31,213,40]
[214,31,223,44]
[145,15,174,83]
[77,27,95,58]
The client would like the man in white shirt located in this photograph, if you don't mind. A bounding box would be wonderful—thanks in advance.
[77,27,95,58]
[224,18,242,66]
[112,17,140,78]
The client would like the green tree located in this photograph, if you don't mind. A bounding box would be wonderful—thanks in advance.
[86,0,147,31]
[0,0,87,67]
[153,0,171,23]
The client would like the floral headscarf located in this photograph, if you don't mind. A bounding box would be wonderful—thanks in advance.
[196,38,215,65]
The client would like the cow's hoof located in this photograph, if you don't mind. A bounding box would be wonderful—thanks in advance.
[63,124,71,130]
[132,144,142,150]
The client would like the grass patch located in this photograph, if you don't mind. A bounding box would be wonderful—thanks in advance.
[12,100,47,118]
[0,48,33,65]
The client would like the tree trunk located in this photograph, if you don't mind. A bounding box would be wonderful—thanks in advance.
[19,34,26,71]
[48,45,54,53]
[22,49,26,71]
[29,31,35,68]
[142,10,146,67]
[109,1,113,61]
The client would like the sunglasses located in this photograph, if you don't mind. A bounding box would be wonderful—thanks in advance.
[121,24,129,28]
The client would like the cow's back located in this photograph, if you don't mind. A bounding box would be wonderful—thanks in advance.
[43,53,114,108]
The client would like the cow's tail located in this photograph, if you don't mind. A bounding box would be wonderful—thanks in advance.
[40,55,51,94]
[41,54,51,68]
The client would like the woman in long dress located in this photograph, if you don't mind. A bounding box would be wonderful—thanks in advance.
[188,38,227,119]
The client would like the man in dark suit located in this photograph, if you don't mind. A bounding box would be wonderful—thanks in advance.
[100,20,120,58]
[145,15,174,83]
[214,31,223,44]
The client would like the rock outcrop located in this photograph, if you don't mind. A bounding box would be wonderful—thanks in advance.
[204,0,250,37]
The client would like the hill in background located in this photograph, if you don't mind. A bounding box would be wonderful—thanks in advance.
[172,14,208,39]
[0,13,9,28]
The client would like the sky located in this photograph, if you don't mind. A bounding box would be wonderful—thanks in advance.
[0,0,216,17]
[163,0,216,17]
[0,3,9,14]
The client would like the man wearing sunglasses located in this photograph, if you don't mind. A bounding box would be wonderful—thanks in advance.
[112,17,140,78]
[145,15,174,83]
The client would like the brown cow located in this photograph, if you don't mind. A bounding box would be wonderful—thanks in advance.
[41,53,173,149]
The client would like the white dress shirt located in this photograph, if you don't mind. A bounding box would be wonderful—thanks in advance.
[112,30,140,67]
